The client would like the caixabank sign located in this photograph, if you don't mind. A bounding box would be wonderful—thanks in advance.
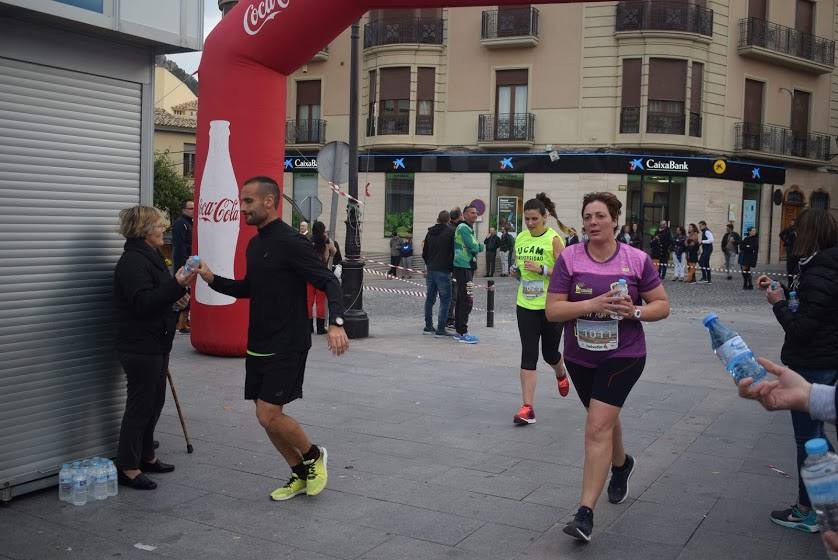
[355,152,786,185]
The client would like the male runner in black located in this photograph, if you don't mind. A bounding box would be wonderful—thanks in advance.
[197,176,349,500]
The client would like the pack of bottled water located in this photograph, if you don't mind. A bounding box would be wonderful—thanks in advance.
[58,458,117,506]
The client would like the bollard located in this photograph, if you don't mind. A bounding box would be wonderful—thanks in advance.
[486,280,494,328]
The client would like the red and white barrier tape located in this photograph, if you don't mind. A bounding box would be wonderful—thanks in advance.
[362,257,493,289]
[328,182,365,206]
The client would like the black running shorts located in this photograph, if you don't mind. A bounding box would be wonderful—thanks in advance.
[244,351,308,406]
[565,356,646,408]
[516,305,562,371]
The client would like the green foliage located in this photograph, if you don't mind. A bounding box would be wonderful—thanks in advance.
[153,151,193,224]
[384,210,413,237]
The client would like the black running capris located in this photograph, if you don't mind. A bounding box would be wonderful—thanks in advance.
[565,356,646,408]
[516,305,562,371]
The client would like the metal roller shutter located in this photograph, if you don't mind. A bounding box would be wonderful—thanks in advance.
[0,57,141,499]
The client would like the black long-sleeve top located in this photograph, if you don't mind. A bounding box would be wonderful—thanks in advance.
[209,219,344,354]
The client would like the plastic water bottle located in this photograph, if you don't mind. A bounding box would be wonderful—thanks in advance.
[106,460,118,497]
[93,461,108,500]
[184,255,200,273]
[702,313,766,384]
[82,459,95,489]
[802,438,838,559]
[610,279,629,320]
[770,280,779,291]
[788,291,799,313]
[71,467,88,506]
[58,463,72,502]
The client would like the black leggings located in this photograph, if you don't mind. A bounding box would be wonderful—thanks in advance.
[565,356,646,408]
[516,306,562,371]
[117,352,168,470]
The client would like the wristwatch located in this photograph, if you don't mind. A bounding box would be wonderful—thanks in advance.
[633,307,642,320]
[331,316,345,327]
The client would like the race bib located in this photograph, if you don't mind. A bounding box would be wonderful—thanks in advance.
[521,279,544,299]
[575,318,619,352]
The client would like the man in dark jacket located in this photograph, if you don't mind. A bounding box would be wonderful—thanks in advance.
[197,176,348,502]
[483,227,500,277]
[171,199,194,333]
[721,223,741,280]
[780,221,798,277]
[654,221,673,279]
[422,210,455,336]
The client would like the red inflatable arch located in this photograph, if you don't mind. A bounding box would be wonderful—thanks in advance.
[191,0,606,356]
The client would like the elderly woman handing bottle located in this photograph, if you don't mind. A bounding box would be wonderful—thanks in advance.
[113,206,197,490]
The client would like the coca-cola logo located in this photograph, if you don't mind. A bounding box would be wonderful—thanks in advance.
[243,0,290,36]
[199,198,240,223]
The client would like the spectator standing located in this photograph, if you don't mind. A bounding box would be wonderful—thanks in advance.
[422,210,455,336]
[452,205,484,343]
[781,220,799,278]
[484,227,500,277]
[671,226,687,281]
[498,225,514,276]
[400,236,414,279]
[721,223,741,280]
[629,223,642,249]
[686,223,700,283]
[171,199,194,334]
[738,227,758,290]
[617,225,632,245]
[388,232,401,277]
[698,220,714,283]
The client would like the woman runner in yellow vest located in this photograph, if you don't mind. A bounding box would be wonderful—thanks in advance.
[512,193,571,425]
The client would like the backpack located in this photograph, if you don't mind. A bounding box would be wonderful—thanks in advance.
[400,241,413,258]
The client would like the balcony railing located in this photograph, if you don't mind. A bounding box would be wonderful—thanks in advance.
[415,114,434,136]
[481,7,539,40]
[478,113,535,143]
[620,107,640,133]
[286,119,326,145]
[364,18,444,48]
[735,122,831,161]
[647,100,685,134]
[738,17,835,67]
[377,113,410,135]
[689,112,702,137]
[616,1,713,37]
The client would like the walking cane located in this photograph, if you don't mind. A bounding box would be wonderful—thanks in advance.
[166,369,194,454]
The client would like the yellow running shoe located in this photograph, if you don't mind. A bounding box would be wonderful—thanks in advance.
[304,446,328,496]
[270,473,306,501]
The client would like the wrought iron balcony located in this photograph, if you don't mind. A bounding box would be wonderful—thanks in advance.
[478,113,535,143]
[415,114,434,136]
[738,18,835,73]
[616,1,713,37]
[620,107,640,134]
[364,18,444,49]
[646,100,685,135]
[481,7,539,47]
[735,122,831,161]
[285,119,326,145]
[377,113,410,135]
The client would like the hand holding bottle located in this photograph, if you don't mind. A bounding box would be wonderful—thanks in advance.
[175,266,198,287]
[196,260,215,285]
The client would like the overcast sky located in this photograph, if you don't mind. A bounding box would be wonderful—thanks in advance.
[168,0,222,77]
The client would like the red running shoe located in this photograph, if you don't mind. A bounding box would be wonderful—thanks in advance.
[557,375,570,397]
[513,404,536,425]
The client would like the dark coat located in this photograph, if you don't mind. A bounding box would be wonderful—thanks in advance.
[113,238,187,355]
[484,233,500,252]
[774,247,838,369]
[422,223,455,273]
[738,234,758,268]
[171,214,193,272]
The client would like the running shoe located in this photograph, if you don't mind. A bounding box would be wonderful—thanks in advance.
[563,506,593,542]
[513,404,536,425]
[270,473,306,501]
[434,330,454,338]
[457,333,479,344]
[607,454,635,504]
[769,505,819,533]
[304,446,328,496]
[423,326,436,335]
[557,374,570,397]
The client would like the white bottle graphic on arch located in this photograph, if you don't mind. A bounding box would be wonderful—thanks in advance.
[196,120,239,306]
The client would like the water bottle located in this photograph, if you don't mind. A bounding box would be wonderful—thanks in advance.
[93,461,108,501]
[610,279,629,320]
[58,463,72,502]
[184,255,200,274]
[802,438,838,559]
[770,280,779,291]
[71,468,88,506]
[788,291,799,313]
[82,459,95,489]
[106,460,118,497]
[702,313,766,384]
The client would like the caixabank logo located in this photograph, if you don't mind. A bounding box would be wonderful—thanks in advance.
[630,158,689,173]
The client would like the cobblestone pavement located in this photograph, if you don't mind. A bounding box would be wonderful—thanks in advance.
[1,258,830,560]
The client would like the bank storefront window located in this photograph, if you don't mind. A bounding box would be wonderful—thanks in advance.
[742,184,761,233]
[384,173,414,237]
[626,174,686,250]
[490,173,524,232]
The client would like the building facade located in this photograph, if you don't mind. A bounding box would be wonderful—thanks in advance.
[279,1,838,269]
[154,67,198,182]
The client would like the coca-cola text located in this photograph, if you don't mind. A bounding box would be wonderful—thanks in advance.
[243,0,290,36]
[199,198,240,223]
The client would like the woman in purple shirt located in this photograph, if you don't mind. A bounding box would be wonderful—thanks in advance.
[546,192,670,542]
